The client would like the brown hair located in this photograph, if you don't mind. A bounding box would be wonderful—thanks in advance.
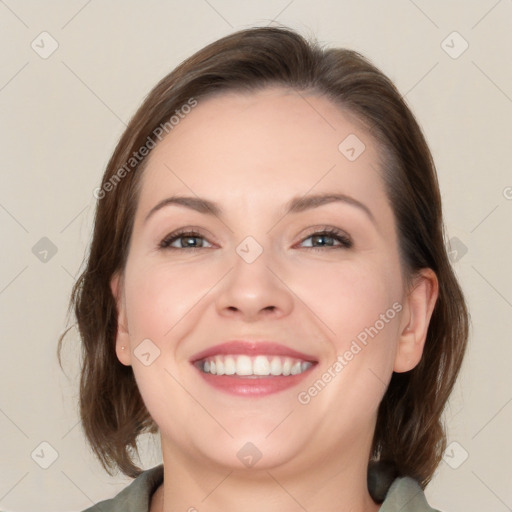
[58,26,469,488]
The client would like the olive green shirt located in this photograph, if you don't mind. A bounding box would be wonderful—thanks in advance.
[81,464,441,511]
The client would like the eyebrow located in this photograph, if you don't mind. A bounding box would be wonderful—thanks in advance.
[144,193,376,225]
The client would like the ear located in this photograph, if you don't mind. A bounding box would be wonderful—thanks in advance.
[394,268,439,373]
[110,272,132,366]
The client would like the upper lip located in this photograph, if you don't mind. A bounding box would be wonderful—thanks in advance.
[190,340,318,363]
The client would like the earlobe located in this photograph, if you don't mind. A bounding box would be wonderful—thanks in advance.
[394,268,439,373]
[110,272,132,366]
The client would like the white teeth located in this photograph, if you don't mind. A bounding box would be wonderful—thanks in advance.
[224,355,236,375]
[215,356,224,375]
[253,355,270,375]
[290,361,302,375]
[200,355,313,377]
[270,356,282,376]
[236,355,253,376]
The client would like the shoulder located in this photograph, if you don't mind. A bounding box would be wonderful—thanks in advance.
[380,476,443,512]
[80,464,164,512]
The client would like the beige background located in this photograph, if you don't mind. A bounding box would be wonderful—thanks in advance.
[1,1,511,511]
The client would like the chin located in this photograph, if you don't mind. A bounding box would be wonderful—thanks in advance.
[199,435,302,472]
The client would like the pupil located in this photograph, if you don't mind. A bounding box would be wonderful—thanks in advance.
[314,235,332,246]
[185,236,199,247]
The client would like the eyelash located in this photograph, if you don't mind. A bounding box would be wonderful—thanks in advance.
[158,226,353,251]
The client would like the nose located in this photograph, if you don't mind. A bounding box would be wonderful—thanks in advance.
[215,243,294,322]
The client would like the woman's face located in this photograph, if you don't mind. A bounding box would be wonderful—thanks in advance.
[113,87,416,474]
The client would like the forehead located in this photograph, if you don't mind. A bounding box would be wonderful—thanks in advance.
[136,87,388,218]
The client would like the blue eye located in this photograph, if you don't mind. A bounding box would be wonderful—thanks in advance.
[159,227,353,251]
[299,228,353,249]
[159,230,212,250]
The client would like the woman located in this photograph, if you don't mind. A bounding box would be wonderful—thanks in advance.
[59,26,469,512]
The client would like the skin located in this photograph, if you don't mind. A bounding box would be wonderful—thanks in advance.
[111,87,438,512]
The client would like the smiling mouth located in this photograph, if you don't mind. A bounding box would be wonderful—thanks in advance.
[190,340,319,396]
[194,354,315,377]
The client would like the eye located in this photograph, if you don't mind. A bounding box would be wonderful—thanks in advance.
[299,227,353,250]
[158,227,352,251]
[159,229,213,250]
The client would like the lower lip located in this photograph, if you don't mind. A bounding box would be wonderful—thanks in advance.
[194,366,316,397]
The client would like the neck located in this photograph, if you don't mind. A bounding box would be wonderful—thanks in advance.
[153,435,381,512]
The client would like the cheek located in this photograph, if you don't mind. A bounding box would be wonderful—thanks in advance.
[124,259,215,341]
[294,257,402,346]
[293,258,403,412]
[121,249,404,443]
[121,260,208,435]
[124,251,403,365]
